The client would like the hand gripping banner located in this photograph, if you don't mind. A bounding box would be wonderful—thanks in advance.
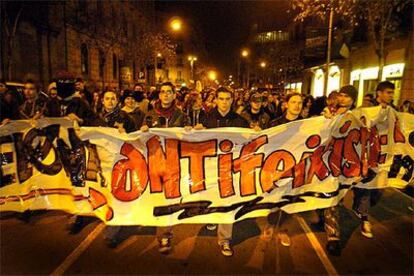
[1,107,413,226]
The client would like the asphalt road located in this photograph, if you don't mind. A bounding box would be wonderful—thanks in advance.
[1,188,413,275]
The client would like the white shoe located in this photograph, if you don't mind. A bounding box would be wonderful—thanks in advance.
[158,238,172,254]
[206,224,217,231]
[220,242,233,257]
[361,221,373,239]
[278,231,291,247]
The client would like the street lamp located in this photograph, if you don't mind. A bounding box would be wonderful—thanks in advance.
[260,61,267,85]
[188,55,197,81]
[208,70,217,81]
[239,48,250,87]
[155,53,162,84]
[169,17,183,33]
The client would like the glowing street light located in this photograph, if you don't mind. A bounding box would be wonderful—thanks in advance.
[169,17,183,32]
[241,49,249,58]
[188,55,198,81]
[260,61,267,68]
[157,52,162,58]
[208,70,217,81]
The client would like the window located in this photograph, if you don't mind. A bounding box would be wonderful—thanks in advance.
[97,1,103,18]
[99,49,105,79]
[112,54,118,79]
[81,44,89,75]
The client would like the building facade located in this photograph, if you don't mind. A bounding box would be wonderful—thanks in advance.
[1,0,157,91]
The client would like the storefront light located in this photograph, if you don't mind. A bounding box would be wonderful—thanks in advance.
[313,69,324,98]
[350,69,361,84]
[327,66,340,94]
[361,67,379,80]
[382,63,405,80]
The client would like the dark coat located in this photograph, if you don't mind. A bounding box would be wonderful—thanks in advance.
[241,108,271,129]
[269,114,303,127]
[202,108,249,129]
[144,101,189,128]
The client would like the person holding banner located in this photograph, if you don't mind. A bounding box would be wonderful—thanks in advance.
[197,86,249,257]
[352,81,396,240]
[240,92,271,130]
[141,82,190,254]
[93,90,140,247]
[264,92,304,247]
[321,84,358,256]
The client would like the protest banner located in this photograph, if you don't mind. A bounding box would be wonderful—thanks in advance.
[1,107,413,225]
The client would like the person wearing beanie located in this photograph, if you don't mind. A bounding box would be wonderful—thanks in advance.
[120,90,145,132]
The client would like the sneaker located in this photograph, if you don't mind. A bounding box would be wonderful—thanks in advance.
[17,210,32,223]
[105,238,119,249]
[158,238,172,254]
[220,242,234,257]
[277,231,291,247]
[206,224,217,231]
[326,240,341,256]
[69,216,84,235]
[361,221,373,239]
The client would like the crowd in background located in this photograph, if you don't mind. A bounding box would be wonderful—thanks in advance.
[1,74,413,130]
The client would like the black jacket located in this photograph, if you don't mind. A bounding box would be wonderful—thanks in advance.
[144,101,189,128]
[202,108,249,129]
[121,108,145,132]
[269,114,303,127]
[59,96,97,126]
[241,108,271,129]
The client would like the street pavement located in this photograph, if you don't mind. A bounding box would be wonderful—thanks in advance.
[1,187,413,275]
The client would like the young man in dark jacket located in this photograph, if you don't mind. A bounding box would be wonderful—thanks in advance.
[241,92,271,130]
[352,81,396,241]
[269,93,303,127]
[200,87,249,257]
[141,82,190,254]
[143,82,188,128]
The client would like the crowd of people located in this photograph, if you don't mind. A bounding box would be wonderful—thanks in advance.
[0,72,409,257]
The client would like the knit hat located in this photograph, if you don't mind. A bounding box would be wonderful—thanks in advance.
[339,85,358,103]
[121,90,140,103]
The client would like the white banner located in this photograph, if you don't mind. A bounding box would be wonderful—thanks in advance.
[0,107,413,226]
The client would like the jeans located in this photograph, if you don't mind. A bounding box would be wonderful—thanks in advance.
[217,224,233,245]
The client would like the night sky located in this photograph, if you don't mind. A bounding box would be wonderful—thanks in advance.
[155,0,292,77]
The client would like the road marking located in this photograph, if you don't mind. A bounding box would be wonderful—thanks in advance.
[391,187,414,201]
[51,223,105,276]
[294,215,339,276]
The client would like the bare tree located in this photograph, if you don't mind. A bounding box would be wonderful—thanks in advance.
[1,2,24,80]
[291,0,410,81]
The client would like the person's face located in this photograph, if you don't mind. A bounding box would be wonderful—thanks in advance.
[24,83,37,99]
[286,95,303,116]
[159,85,175,106]
[75,81,84,91]
[337,93,354,108]
[93,92,100,101]
[362,96,373,107]
[102,91,118,111]
[134,85,143,93]
[378,88,394,104]
[216,92,233,113]
[251,100,262,111]
[124,96,136,109]
[49,88,58,98]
